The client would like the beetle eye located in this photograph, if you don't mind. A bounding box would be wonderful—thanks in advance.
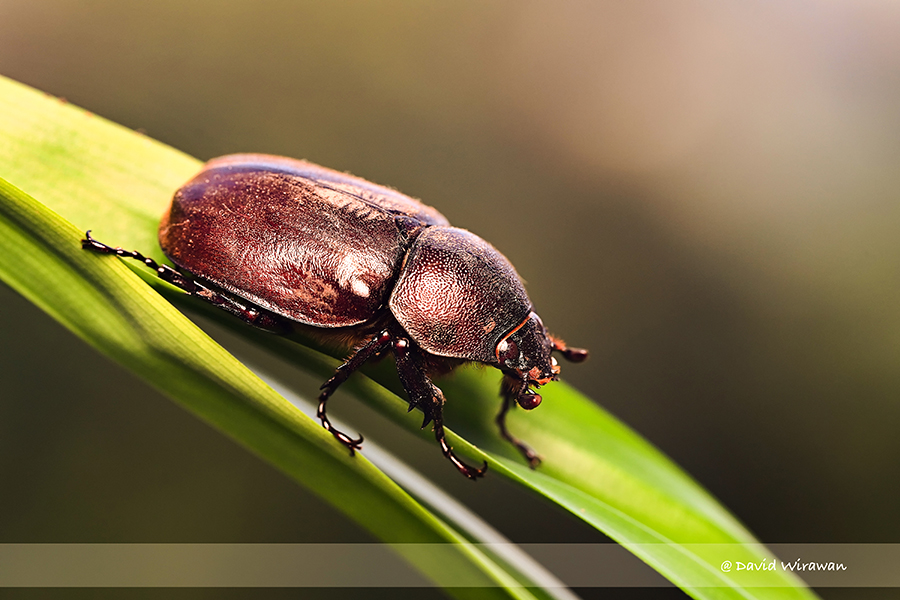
[497,338,520,364]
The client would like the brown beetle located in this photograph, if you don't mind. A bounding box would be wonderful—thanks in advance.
[83,154,587,479]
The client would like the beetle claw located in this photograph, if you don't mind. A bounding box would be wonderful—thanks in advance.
[330,429,365,455]
[439,437,487,479]
[459,461,489,480]
[317,398,364,455]
[523,449,542,469]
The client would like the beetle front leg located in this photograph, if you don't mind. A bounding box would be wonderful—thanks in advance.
[392,337,487,480]
[317,331,392,455]
[497,375,542,468]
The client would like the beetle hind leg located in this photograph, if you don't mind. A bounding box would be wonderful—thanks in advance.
[81,231,290,333]
[497,375,542,468]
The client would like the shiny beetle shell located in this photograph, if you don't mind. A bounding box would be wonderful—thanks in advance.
[159,154,447,328]
[389,226,531,362]
[159,155,534,362]
[85,153,587,479]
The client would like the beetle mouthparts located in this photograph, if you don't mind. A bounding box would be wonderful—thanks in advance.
[517,389,543,410]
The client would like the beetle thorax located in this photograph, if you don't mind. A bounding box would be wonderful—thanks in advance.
[388,227,533,363]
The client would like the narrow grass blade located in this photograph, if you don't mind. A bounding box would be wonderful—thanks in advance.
[0,75,820,599]
[0,176,544,598]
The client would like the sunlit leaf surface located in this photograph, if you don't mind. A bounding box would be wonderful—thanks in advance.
[0,75,819,599]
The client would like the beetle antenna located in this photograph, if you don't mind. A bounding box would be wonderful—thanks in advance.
[551,336,589,363]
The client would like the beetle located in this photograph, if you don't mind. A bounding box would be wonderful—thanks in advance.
[82,154,587,479]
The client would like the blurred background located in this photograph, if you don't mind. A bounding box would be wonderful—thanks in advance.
[1,1,899,599]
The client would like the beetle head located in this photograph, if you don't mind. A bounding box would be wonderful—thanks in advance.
[495,312,560,410]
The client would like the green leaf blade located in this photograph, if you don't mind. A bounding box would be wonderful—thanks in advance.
[0,74,820,599]
[0,176,535,598]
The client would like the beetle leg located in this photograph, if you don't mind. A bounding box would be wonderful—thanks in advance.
[550,335,589,363]
[317,330,392,455]
[392,337,487,480]
[497,375,542,468]
[81,231,289,333]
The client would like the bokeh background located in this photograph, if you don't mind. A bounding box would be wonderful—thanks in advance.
[2,1,899,599]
